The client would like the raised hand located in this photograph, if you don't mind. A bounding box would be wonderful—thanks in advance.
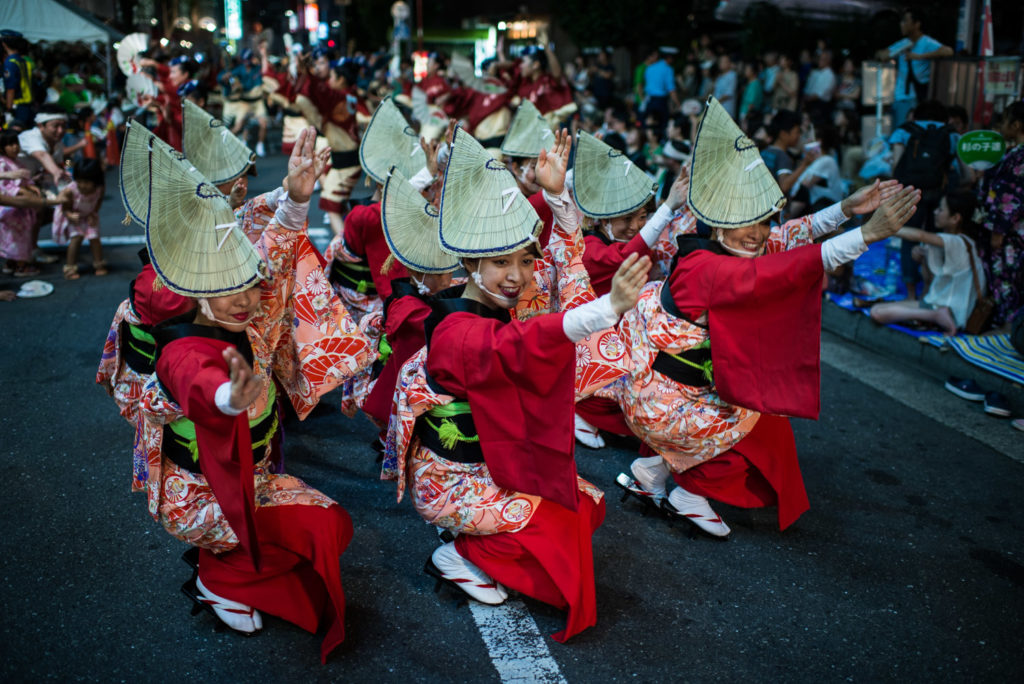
[223,347,264,412]
[665,171,689,211]
[609,252,652,315]
[861,186,922,245]
[420,136,440,177]
[841,178,903,216]
[286,126,319,204]
[227,177,248,209]
[535,129,571,195]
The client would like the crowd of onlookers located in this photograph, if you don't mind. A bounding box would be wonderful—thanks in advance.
[2,13,1021,354]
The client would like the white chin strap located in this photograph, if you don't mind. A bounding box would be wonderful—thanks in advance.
[410,274,432,296]
[199,298,255,327]
[717,241,763,258]
[603,223,628,243]
[470,271,518,309]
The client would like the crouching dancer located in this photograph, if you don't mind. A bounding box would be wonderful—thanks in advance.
[385,126,648,641]
[133,128,374,661]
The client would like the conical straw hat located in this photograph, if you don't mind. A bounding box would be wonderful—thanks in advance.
[438,125,541,257]
[182,99,256,185]
[572,130,657,218]
[143,139,264,297]
[358,96,426,184]
[687,96,785,229]
[500,100,554,158]
[382,167,459,274]
[119,119,191,226]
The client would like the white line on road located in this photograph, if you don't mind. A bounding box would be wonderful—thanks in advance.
[469,600,567,684]
[37,228,334,252]
[820,332,1021,462]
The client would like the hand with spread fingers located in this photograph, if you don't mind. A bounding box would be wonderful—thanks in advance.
[610,252,652,315]
[223,347,264,412]
[285,127,322,204]
[665,171,689,211]
[841,178,903,217]
[861,186,922,245]
[535,129,571,195]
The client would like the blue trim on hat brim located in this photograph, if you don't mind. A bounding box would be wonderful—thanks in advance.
[381,168,458,274]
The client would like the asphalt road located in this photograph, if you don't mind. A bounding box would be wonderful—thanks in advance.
[2,153,1021,683]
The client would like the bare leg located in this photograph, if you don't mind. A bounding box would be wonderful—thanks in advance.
[327,211,344,237]
[870,301,957,335]
[90,238,107,275]
[66,235,83,268]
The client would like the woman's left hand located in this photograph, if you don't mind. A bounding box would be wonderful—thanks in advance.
[535,129,571,195]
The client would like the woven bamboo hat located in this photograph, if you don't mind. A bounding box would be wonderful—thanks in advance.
[687,96,785,229]
[438,125,541,257]
[181,99,256,185]
[119,119,191,226]
[572,130,657,218]
[141,137,264,297]
[500,100,554,158]
[359,96,426,184]
[382,167,459,274]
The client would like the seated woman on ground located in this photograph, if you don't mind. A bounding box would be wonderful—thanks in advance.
[870,190,984,336]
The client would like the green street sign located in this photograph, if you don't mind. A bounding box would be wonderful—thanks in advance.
[957,130,1006,170]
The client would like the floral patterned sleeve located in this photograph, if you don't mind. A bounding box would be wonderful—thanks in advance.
[982,151,1024,236]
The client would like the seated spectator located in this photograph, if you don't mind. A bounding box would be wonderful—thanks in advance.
[870,191,983,335]
[791,124,844,212]
[761,109,820,217]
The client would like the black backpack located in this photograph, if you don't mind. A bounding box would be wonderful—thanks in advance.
[893,121,952,190]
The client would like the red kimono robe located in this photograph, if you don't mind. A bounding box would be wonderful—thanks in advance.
[662,239,825,529]
[426,303,605,641]
[342,202,407,299]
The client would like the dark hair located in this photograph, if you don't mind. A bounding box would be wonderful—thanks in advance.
[35,103,67,122]
[768,109,801,139]
[901,7,924,29]
[521,46,548,72]
[72,158,104,186]
[816,123,840,152]
[331,60,358,86]
[1001,101,1024,128]
[947,104,968,123]
[913,99,947,123]
[943,189,978,239]
[0,130,20,150]
[603,132,627,153]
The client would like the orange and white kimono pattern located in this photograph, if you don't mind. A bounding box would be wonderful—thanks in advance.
[97,190,283,424]
[381,190,627,534]
[615,218,814,473]
[134,215,375,546]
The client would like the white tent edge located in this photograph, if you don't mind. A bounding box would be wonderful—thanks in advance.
[0,0,124,44]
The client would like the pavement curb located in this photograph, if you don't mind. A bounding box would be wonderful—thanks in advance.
[822,300,1024,415]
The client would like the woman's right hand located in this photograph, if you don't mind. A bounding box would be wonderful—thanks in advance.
[609,253,651,315]
[223,347,263,412]
[861,186,922,245]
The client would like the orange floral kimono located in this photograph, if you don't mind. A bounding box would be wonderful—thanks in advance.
[615,217,815,472]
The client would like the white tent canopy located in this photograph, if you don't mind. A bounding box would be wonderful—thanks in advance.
[0,0,122,44]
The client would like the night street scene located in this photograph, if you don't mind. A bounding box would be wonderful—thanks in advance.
[1,1,1023,681]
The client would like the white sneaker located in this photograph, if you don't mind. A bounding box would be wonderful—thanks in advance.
[629,455,670,501]
[255,141,266,158]
[428,542,506,605]
[574,413,605,449]
[665,486,731,537]
[196,576,263,632]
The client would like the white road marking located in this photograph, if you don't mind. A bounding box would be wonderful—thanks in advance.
[468,600,567,684]
[38,235,146,248]
[820,332,1021,462]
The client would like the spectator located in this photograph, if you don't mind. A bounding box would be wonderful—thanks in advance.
[975,102,1024,328]
[761,109,820,211]
[56,73,87,114]
[797,48,814,96]
[738,61,764,131]
[677,62,699,100]
[590,48,615,110]
[697,60,714,100]
[2,30,36,130]
[870,191,983,335]
[889,99,956,297]
[772,54,799,112]
[835,57,861,114]
[791,124,844,211]
[52,156,106,279]
[17,104,68,189]
[881,8,953,126]
[713,54,737,119]
[803,49,836,123]
[761,50,779,100]
[642,47,678,131]
[947,105,969,135]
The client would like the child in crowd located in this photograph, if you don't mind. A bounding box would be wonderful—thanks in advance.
[53,158,106,279]
[0,130,42,277]
[869,191,984,335]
